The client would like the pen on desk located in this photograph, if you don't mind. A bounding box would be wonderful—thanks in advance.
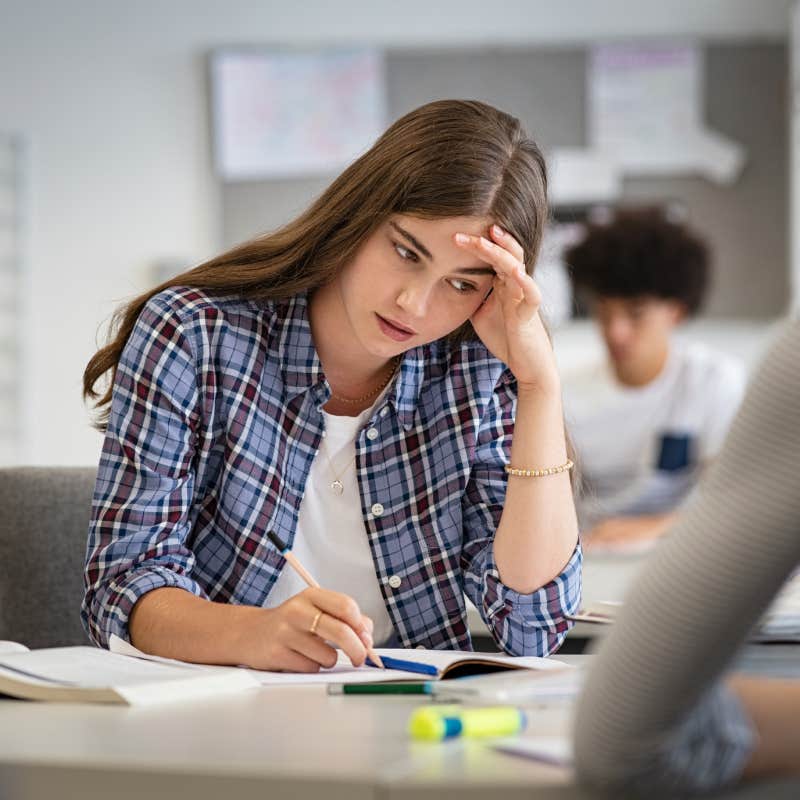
[267,530,385,669]
[366,654,438,676]
[328,682,433,695]
[408,705,526,741]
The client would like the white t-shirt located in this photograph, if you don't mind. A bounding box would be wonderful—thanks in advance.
[562,342,746,532]
[265,397,395,646]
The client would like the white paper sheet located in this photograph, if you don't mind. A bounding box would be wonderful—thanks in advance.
[493,735,574,768]
[109,637,566,686]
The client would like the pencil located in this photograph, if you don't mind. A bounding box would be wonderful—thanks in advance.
[267,530,386,669]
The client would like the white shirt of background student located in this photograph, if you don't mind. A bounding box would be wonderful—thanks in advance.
[563,295,746,551]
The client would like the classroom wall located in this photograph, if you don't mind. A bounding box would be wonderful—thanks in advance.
[224,44,789,320]
[0,0,793,466]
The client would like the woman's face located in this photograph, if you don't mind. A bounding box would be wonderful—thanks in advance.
[331,214,497,360]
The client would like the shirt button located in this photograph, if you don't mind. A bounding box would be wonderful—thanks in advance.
[371,503,384,516]
[380,407,389,417]
[416,644,426,650]
[366,427,379,440]
[388,575,402,589]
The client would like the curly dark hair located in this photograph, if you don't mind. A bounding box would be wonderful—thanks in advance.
[564,207,710,315]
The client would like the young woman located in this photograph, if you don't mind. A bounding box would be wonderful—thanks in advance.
[82,100,581,673]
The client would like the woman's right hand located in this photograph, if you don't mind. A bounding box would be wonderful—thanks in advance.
[237,587,375,673]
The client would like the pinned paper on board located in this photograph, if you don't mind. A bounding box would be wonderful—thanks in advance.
[588,43,746,184]
[211,49,387,180]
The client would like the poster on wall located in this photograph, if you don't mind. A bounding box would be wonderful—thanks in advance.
[588,43,745,183]
[210,48,387,181]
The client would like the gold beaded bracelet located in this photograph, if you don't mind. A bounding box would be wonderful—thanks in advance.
[504,459,574,478]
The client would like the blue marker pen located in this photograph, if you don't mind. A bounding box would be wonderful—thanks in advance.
[366,655,438,676]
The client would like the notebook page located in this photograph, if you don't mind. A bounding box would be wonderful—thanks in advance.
[0,641,29,655]
[0,646,240,688]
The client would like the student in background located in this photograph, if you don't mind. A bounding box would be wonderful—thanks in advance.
[561,208,746,550]
[81,100,581,672]
[574,318,800,796]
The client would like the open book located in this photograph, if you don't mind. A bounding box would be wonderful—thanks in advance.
[362,647,567,680]
[110,637,566,686]
[0,640,258,705]
[569,580,800,641]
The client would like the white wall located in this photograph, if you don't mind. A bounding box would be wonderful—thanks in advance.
[0,0,793,465]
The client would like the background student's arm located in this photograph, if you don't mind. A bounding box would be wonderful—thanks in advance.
[583,510,678,550]
[728,676,800,780]
[573,319,800,794]
[83,291,371,670]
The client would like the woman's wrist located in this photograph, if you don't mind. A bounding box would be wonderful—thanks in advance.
[224,603,273,666]
[516,370,561,400]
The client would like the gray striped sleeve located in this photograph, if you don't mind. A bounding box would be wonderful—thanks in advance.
[573,318,800,796]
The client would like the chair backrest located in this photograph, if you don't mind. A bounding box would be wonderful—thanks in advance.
[0,466,96,648]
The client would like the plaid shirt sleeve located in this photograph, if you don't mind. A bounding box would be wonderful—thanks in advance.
[460,372,582,656]
[82,293,209,647]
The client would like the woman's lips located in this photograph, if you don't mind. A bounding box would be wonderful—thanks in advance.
[376,314,416,342]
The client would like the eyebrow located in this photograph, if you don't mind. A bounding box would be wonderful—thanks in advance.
[389,221,495,277]
[390,221,433,260]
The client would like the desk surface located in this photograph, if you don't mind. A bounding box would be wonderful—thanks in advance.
[2,652,799,800]
[0,679,575,800]
[3,558,798,799]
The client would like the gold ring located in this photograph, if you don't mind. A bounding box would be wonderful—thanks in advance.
[309,610,323,636]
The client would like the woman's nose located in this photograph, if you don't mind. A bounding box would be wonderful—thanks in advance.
[396,281,433,318]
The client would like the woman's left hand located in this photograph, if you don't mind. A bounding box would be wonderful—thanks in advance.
[455,224,559,392]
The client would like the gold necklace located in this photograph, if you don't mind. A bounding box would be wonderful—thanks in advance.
[322,357,400,494]
[329,356,401,405]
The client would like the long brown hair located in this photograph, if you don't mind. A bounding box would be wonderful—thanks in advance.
[84,99,549,428]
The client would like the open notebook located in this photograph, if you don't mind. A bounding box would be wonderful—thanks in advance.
[0,640,258,705]
[570,577,800,642]
[110,637,567,686]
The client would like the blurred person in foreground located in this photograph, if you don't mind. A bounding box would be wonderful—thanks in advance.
[562,208,746,552]
[574,317,800,795]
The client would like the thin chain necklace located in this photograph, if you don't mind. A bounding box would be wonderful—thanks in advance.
[322,439,356,496]
[322,356,401,495]
[329,356,401,405]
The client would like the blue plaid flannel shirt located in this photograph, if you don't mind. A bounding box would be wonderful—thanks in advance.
[83,287,581,654]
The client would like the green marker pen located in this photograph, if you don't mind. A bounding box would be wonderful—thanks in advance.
[328,682,432,695]
[408,705,526,741]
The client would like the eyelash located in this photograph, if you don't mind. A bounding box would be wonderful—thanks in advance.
[448,278,478,294]
[391,241,478,294]
[393,242,419,263]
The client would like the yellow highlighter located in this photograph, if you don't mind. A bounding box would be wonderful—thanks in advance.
[408,705,526,741]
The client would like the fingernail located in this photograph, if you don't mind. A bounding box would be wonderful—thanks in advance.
[454,233,469,244]
[492,224,504,236]
[360,630,373,647]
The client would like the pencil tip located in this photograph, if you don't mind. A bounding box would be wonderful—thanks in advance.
[267,530,287,552]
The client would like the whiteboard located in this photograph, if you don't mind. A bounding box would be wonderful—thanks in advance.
[210,48,387,181]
